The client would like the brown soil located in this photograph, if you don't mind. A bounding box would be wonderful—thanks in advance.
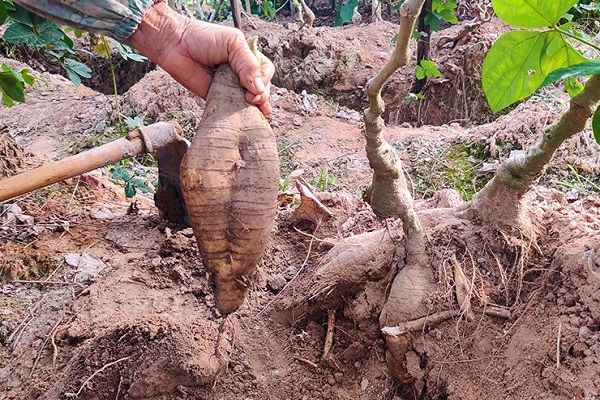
[251,17,507,126]
[1,16,600,400]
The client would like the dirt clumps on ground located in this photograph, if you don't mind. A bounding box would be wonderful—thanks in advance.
[121,68,206,138]
[0,58,113,158]
[253,18,503,126]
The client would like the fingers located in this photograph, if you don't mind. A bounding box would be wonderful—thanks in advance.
[245,82,272,115]
[226,30,274,97]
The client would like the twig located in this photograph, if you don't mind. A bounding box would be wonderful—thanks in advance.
[29,316,63,378]
[483,306,511,319]
[322,309,335,360]
[381,309,458,336]
[115,376,123,400]
[12,279,78,285]
[65,357,131,398]
[556,322,562,369]
[8,294,47,350]
[293,356,318,368]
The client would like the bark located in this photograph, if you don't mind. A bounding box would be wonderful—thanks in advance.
[372,0,382,22]
[470,75,600,227]
[231,0,243,28]
[411,0,432,94]
[362,0,431,384]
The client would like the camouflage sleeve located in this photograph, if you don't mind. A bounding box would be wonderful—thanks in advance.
[13,0,159,41]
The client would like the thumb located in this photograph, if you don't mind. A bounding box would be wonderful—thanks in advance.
[227,33,265,96]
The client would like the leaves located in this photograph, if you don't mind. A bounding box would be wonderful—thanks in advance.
[482,30,585,112]
[3,19,62,46]
[110,164,155,198]
[335,0,358,25]
[564,76,584,97]
[492,0,578,28]
[540,60,600,87]
[593,106,600,145]
[0,64,35,107]
[0,2,7,25]
[426,0,458,31]
[415,59,442,79]
[61,59,91,85]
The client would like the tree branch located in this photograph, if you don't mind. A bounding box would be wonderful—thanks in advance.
[363,0,426,264]
[471,75,600,224]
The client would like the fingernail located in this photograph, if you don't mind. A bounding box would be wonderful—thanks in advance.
[254,77,265,93]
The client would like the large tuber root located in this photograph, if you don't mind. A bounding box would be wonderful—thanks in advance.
[180,63,279,314]
[470,76,600,229]
[281,228,397,316]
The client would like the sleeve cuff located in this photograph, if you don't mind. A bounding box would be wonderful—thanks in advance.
[112,0,156,41]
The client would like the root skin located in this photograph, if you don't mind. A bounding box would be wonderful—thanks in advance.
[181,64,279,314]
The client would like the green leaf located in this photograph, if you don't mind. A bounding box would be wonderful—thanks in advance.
[130,178,153,194]
[492,0,578,28]
[20,68,35,85]
[110,166,132,182]
[482,30,584,112]
[124,182,136,198]
[424,12,442,31]
[420,59,442,77]
[564,76,584,97]
[540,60,600,87]
[0,3,7,25]
[2,92,14,107]
[336,0,358,25]
[7,4,33,26]
[0,70,24,102]
[3,19,62,46]
[593,106,600,145]
[415,65,426,80]
[64,59,91,78]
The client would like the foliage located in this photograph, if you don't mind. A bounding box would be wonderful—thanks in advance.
[425,0,458,31]
[415,59,442,79]
[0,1,92,88]
[483,0,600,115]
[109,163,154,198]
[0,63,34,106]
[309,168,337,192]
[335,0,358,26]
[593,106,600,144]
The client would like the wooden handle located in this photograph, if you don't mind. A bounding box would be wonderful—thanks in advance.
[0,121,184,203]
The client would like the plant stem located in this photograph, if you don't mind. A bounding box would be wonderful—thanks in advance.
[101,36,124,134]
[470,75,600,226]
[554,25,600,53]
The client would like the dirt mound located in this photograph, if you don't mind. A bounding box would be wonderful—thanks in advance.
[252,18,503,126]
[0,58,113,158]
[121,69,206,138]
[0,132,34,178]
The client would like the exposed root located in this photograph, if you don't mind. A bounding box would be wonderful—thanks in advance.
[65,357,131,398]
[451,254,474,321]
[382,309,458,336]
[322,309,336,360]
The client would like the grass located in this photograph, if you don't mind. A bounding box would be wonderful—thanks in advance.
[309,168,337,192]
[410,141,493,201]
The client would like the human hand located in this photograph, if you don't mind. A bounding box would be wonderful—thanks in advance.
[129,1,274,115]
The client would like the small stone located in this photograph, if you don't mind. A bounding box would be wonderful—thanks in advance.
[327,375,335,385]
[341,342,367,361]
[233,364,244,373]
[334,373,343,383]
[360,377,369,391]
[579,326,593,338]
[267,274,287,291]
[150,257,162,268]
